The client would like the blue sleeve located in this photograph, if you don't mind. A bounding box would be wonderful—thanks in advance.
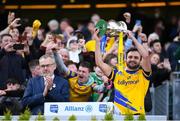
[125,38,133,52]
[66,70,77,79]
[125,34,142,52]
[137,35,142,44]
[22,79,45,108]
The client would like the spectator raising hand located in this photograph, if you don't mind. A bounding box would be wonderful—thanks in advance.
[163,58,171,71]
[78,38,86,52]
[46,41,58,54]
[9,18,21,29]
[8,12,15,25]
[139,33,147,42]
[123,12,131,24]
[139,33,149,51]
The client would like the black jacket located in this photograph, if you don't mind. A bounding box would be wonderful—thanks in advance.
[0,49,26,89]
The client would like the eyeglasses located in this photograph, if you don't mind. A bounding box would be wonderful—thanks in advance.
[57,41,65,46]
[40,63,55,68]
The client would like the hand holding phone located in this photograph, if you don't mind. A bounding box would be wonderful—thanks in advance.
[135,20,141,26]
[13,44,24,50]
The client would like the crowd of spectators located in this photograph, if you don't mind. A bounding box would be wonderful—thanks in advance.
[0,11,180,115]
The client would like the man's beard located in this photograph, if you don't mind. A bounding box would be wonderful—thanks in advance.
[126,62,140,70]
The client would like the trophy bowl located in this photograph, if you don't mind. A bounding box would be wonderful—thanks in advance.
[106,20,127,37]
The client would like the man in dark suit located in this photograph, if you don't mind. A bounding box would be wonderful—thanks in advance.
[22,54,69,115]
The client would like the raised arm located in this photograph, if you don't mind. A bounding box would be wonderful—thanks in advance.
[44,40,69,75]
[94,30,112,77]
[0,26,11,37]
[127,31,151,72]
[53,50,69,75]
[0,18,21,37]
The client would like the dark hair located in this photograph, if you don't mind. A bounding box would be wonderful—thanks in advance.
[104,54,117,65]
[65,60,77,67]
[28,59,39,70]
[6,78,20,85]
[60,18,71,25]
[149,39,161,48]
[0,34,12,40]
[126,47,139,57]
[74,30,84,40]
[79,61,92,72]
[88,21,95,25]
[69,40,78,44]
[81,51,95,67]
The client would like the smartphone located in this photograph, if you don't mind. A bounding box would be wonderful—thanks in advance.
[13,44,24,50]
[135,20,141,26]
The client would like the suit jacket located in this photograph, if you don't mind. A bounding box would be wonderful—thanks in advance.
[22,75,69,114]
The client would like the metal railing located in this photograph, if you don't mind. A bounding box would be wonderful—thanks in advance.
[147,72,180,120]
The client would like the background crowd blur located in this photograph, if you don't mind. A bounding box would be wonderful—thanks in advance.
[0,0,180,119]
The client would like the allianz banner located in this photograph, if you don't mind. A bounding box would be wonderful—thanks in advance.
[44,102,114,116]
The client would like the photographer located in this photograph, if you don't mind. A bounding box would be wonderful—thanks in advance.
[0,34,26,89]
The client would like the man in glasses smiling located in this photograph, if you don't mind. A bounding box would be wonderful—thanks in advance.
[22,54,69,115]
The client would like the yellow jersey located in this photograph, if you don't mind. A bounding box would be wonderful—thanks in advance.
[67,71,93,102]
[85,37,115,52]
[109,68,151,114]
